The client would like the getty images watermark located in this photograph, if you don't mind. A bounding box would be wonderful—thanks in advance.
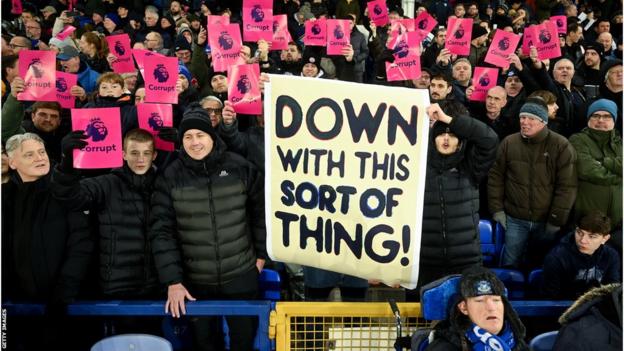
[1,308,6,349]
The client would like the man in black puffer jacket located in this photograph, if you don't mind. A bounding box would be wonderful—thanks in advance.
[150,103,266,351]
[407,101,499,301]
[51,128,162,334]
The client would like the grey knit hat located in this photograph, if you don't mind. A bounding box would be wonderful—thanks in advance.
[519,99,549,124]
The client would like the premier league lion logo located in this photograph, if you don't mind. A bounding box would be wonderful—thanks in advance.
[556,19,564,28]
[148,112,164,131]
[334,25,345,39]
[153,64,169,83]
[56,77,68,92]
[498,37,510,50]
[273,20,279,33]
[311,23,322,35]
[237,74,252,94]
[86,117,108,142]
[218,31,234,50]
[393,40,409,58]
[28,58,44,78]
[454,24,465,39]
[251,5,264,22]
[114,41,126,56]
[478,74,490,87]
[418,19,428,30]
[373,4,383,16]
[538,29,551,44]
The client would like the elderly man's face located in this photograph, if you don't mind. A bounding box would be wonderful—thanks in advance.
[485,88,507,116]
[60,56,81,73]
[25,20,41,40]
[553,60,574,85]
[607,65,623,88]
[452,61,472,83]
[413,71,431,89]
[598,33,613,51]
[458,295,505,335]
[201,99,223,127]
[134,88,146,105]
[8,139,50,182]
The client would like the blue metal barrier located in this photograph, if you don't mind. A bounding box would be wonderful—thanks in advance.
[3,300,274,351]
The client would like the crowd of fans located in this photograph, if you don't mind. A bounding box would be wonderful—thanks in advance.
[1,0,622,350]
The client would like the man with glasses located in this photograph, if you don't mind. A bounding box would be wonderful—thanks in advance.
[200,95,223,128]
[569,99,622,229]
[542,210,620,299]
[7,36,32,54]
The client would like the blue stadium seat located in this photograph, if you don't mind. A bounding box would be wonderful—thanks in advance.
[479,220,497,266]
[258,268,281,301]
[529,330,559,351]
[91,334,173,351]
[495,222,505,264]
[527,269,544,298]
[491,268,525,299]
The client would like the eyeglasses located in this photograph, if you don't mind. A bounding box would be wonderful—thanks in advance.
[205,108,222,115]
[589,113,613,121]
[575,228,603,240]
[9,43,29,49]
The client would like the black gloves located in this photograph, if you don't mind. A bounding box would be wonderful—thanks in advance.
[59,130,88,172]
[157,127,178,143]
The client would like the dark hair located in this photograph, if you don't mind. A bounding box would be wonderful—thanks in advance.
[439,99,469,117]
[566,21,581,35]
[578,210,612,234]
[528,90,557,105]
[1,55,18,81]
[431,72,454,85]
[32,101,61,114]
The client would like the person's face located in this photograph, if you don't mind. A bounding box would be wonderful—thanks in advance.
[569,27,583,43]
[547,102,559,119]
[302,63,319,77]
[211,75,227,93]
[134,87,146,105]
[79,35,94,53]
[170,1,181,14]
[468,5,478,16]
[60,56,81,73]
[123,140,156,175]
[123,73,138,92]
[92,13,103,23]
[31,108,61,132]
[598,33,613,51]
[388,11,401,22]
[565,5,577,17]
[99,80,124,97]
[458,295,505,335]
[8,139,50,182]
[9,37,29,54]
[575,228,610,255]
[183,129,213,160]
[413,71,431,89]
[519,115,545,138]
[435,132,460,155]
[485,89,507,115]
[285,44,301,62]
[21,12,33,22]
[584,49,600,68]
[504,76,523,97]
[452,62,472,82]
[201,100,223,127]
[144,13,158,27]
[191,20,201,31]
[118,7,128,17]
[176,49,192,64]
[429,78,451,100]
[25,20,41,39]
[145,33,159,49]
[454,5,465,17]
[587,110,615,131]
[597,21,610,34]
[435,30,447,46]
[161,18,172,29]
[104,17,117,31]
[553,60,574,85]
[607,65,623,87]
[2,37,13,56]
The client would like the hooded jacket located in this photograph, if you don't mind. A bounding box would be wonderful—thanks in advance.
[150,137,266,286]
[420,114,498,273]
[553,284,622,351]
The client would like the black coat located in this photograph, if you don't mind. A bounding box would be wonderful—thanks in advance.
[51,165,160,297]
[83,94,138,136]
[1,172,93,304]
[554,284,622,351]
[218,121,264,173]
[420,115,498,273]
[150,138,266,287]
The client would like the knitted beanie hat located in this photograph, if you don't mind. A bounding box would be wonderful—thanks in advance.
[519,98,549,124]
[586,99,618,122]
